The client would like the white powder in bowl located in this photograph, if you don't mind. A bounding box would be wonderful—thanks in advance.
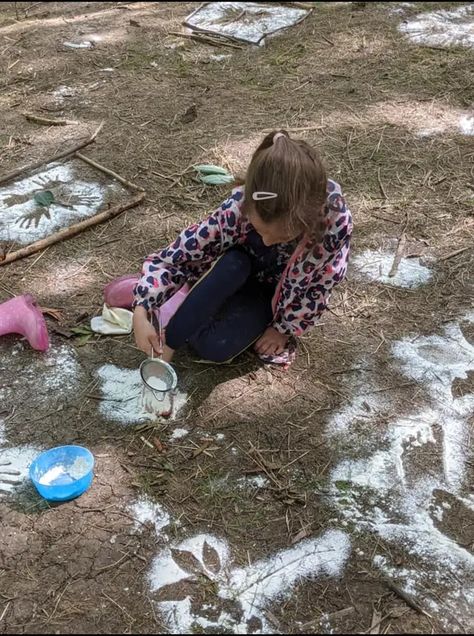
[146,376,169,391]
[38,456,91,485]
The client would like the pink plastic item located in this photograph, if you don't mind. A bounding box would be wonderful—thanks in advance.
[0,294,49,351]
[104,274,190,327]
[154,284,190,328]
[104,274,139,309]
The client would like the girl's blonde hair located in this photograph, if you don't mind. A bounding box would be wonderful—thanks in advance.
[241,130,327,243]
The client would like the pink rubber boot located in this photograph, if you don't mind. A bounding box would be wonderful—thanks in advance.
[0,294,49,351]
[104,274,139,309]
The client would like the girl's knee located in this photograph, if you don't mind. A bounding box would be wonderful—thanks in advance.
[219,249,251,278]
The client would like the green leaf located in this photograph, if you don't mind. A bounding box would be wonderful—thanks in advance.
[70,326,93,335]
[334,480,352,492]
[193,164,229,175]
[74,334,93,346]
[200,173,234,186]
[33,190,55,208]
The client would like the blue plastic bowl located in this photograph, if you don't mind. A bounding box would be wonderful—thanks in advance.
[29,445,94,502]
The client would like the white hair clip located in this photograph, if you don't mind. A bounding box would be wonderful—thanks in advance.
[273,132,286,143]
[252,191,278,201]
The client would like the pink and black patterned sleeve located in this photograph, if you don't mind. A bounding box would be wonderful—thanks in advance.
[133,188,244,311]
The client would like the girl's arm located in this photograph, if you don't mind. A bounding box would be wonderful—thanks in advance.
[133,188,244,312]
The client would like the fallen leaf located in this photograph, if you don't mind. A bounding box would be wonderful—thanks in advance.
[202,540,221,574]
[39,306,64,322]
[171,549,206,578]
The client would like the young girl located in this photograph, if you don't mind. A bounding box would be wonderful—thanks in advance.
[133,130,352,366]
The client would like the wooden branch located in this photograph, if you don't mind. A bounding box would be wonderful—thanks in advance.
[168,31,243,49]
[384,579,432,618]
[262,125,325,133]
[75,152,145,191]
[0,191,144,267]
[23,113,79,126]
[439,245,472,261]
[388,233,407,277]
[0,121,104,186]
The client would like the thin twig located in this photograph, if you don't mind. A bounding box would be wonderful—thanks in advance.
[439,245,472,261]
[384,579,432,618]
[388,233,407,278]
[168,31,243,50]
[0,121,104,186]
[262,125,325,133]
[23,113,79,126]
[377,167,388,200]
[75,152,145,191]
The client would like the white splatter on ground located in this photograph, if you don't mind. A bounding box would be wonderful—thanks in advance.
[326,313,474,628]
[236,475,269,490]
[459,114,474,135]
[399,4,474,49]
[0,342,80,402]
[169,428,189,441]
[97,364,187,424]
[0,160,126,244]
[185,2,309,45]
[350,249,433,288]
[128,496,171,534]
[147,528,351,634]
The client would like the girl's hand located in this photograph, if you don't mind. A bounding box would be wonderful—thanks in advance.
[255,327,288,356]
[133,307,162,357]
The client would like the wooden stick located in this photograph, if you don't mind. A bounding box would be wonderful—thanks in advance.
[262,125,325,133]
[388,232,407,277]
[439,245,472,261]
[75,152,145,191]
[384,579,432,618]
[23,113,79,126]
[377,167,388,200]
[168,31,243,50]
[0,121,104,186]
[0,192,144,267]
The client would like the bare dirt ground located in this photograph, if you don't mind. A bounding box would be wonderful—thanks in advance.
[0,1,473,634]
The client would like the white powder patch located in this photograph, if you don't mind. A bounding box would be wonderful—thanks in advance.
[169,428,189,441]
[326,392,389,436]
[97,364,187,424]
[459,114,474,135]
[236,475,269,489]
[388,2,414,16]
[350,249,432,288]
[0,162,116,244]
[128,496,170,534]
[327,315,474,626]
[148,529,350,633]
[0,343,80,404]
[0,446,40,493]
[52,85,80,104]
[399,5,474,49]
[185,2,309,45]
[0,420,5,446]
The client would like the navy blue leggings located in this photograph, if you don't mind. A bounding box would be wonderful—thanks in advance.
[165,250,273,363]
